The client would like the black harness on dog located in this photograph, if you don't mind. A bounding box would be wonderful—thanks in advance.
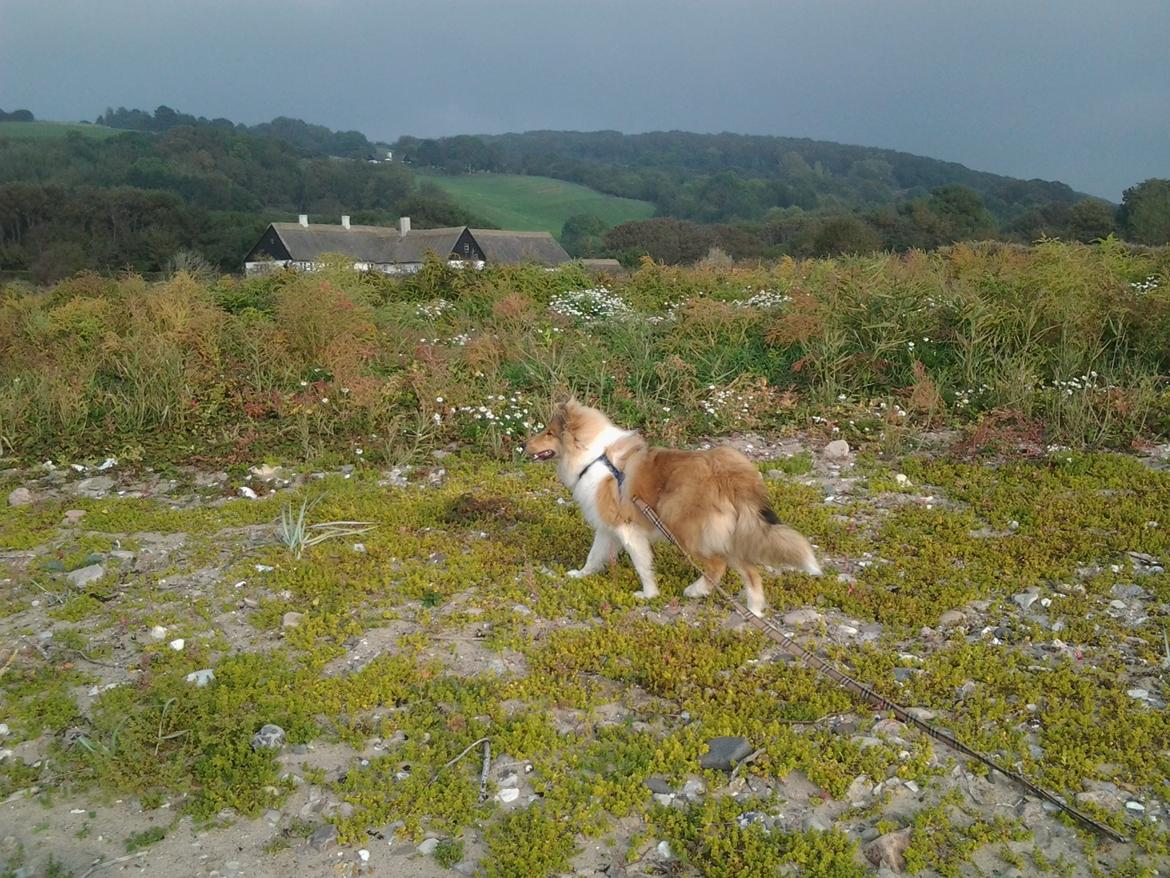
[577,453,625,487]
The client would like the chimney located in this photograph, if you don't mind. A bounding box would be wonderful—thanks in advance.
[341,215,351,230]
[399,216,411,236]
[298,214,309,228]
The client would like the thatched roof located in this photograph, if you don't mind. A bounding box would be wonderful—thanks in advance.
[255,222,570,266]
[467,229,572,266]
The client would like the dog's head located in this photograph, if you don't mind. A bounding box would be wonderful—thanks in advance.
[524,397,572,462]
[524,396,602,462]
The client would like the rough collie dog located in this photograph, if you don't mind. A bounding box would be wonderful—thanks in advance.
[524,398,821,615]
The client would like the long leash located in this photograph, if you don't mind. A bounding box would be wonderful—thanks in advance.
[630,495,1129,844]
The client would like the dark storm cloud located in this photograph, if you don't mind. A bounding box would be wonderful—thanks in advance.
[1,0,1166,198]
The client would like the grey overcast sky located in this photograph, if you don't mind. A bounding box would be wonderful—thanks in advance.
[1,0,1166,199]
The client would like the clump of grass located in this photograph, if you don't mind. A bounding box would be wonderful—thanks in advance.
[276,494,373,558]
[124,825,166,852]
[433,837,465,868]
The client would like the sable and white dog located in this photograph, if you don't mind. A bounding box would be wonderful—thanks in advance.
[524,397,821,615]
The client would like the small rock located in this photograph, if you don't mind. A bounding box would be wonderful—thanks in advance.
[169,638,185,651]
[681,779,705,800]
[65,563,105,589]
[238,486,258,500]
[251,723,286,751]
[1013,591,1040,611]
[0,723,8,738]
[1126,800,1146,813]
[496,787,520,803]
[73,475,115,498]
[149,625,168,640]
[417,837,439,855]
[823,439,851,463]
[1128,688,1150,701]
[865,827,911,871]
[736,811,768,830]
[249,464,282,481]
[1109,599,1127,610]
[352,543,367,554]
[358,849,370,862]
[699,736,754,771]
[802,813,832,832]
[782,608,822,627]
[645,777,673,795]
[63,509,86,525]
[282,612,304,629]
[652,793,674,807]
[655,840,673,860]
[7,487,34,507]
[309,823,338,851]
[938,610,965,628]
[894,473,911,487]
[846,775,874,804]
[186,668,215,687]
[1076,790,1121,810]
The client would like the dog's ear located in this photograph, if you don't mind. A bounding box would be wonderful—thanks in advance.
[554,394,578,413]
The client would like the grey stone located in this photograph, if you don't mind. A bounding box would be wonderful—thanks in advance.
[822,439,851,463]
[251,723,286,751]
[802,813,832,832]
[186,668,215,687]
[699,736,754,771]
[7,487,34,507]
[937,610,965,628]
[782,608,823,627]
[309,823,338,851]
[864,828,911,871]
[282,611,304,629]
[681,779,705,800]
[1013,591,1040,611]
[65,563,105,589]
[645,776,674,795]
[72,475,115,497]
[736,811,769,830]
[63,509,87,525]
[417,837,439,855]
[652,793,674,807]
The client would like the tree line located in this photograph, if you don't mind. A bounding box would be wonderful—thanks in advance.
[96,105,380,160]
[0,117,486,281]
[564,179,1166,265]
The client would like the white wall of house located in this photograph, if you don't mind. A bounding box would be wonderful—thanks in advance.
[246,259,486,277]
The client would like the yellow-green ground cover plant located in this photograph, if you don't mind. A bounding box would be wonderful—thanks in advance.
[1,239,1169,876]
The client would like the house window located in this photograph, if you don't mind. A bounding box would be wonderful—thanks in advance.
[463,242,471,255]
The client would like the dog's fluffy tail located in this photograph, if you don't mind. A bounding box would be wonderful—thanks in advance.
[734,503,822,575]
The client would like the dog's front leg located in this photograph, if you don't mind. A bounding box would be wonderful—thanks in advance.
[615,526,658,599]
[567,530,617,579]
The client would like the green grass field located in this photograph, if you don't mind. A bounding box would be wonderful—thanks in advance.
[0,120,123,140]
[423,173,655,236]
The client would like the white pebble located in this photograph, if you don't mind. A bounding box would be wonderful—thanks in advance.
[150,625,168,640]
[169,638,185,651]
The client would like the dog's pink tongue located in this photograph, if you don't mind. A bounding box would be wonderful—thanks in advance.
[534,450,554,461]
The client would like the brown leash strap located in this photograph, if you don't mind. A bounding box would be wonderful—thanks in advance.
[630,495,1128,844]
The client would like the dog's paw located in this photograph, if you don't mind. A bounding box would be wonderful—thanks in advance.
[683,580,711,598]
[566,568,589,579]
[632,588,659,601]
[745,600,766,618]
